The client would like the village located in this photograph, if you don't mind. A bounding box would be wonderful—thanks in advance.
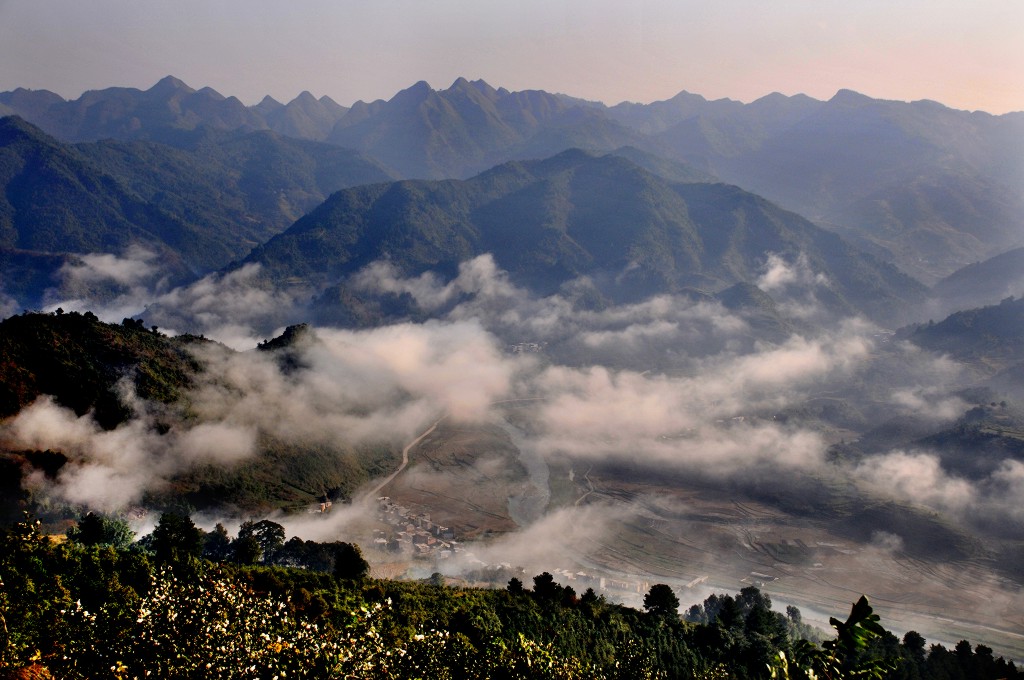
[374,497,653,599]
[374,496,460,559]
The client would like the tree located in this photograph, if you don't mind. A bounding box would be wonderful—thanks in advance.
[150,512,204,565]
[643,584,680,619]
[737,585,772,617]
[202,523,232,562]
[685,592,723,624]
[772,596,895,680]
[237,520,285,564]
[67,512,134,549]
[276,537,336,571]
[531,572,561,602]
[232,535,262,565]
[902,630,926,669]
[332,542,368,580]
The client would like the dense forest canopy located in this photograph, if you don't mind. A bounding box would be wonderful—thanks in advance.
[2,512,1019,679]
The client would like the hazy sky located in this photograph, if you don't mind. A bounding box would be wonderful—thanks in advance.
[1,0,1021,113]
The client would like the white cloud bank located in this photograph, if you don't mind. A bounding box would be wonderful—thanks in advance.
[8,250,1022,541]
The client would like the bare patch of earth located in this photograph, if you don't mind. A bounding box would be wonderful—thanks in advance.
[377,418,531,539]
[375,418,1024,660]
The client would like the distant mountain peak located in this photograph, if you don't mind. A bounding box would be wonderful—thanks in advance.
[443,76,490,93]
[254,95,284,113]
[828,88,873,106]
[470,79,497,94]
[149,75,194,96]
[751,91,802,105]
[909,98,952,112]
[667,89,708,104]
[196,86,226,101]
[392,80,432,101]
[1,86,64,101]
[446,77,501,102]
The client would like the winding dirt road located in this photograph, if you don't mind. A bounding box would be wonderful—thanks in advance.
[370,418,443,497]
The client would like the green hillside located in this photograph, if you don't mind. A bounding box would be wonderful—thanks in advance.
[908,295,1024,370]
[0,115,392,307]
[0,312,398,518]
[244,150,926,326]
[0,310,201,426]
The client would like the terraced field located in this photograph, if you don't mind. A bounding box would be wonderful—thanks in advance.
[370,414,1024,661]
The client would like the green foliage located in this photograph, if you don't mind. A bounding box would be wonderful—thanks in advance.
[770,596,897,680]
[242,151,926,328]
[150,511,204,565]
[202,523,232,562]
[232,535,263,566]
[66,512,134,550]
[331,542,369,581]
[1,515,1020,679]
[57,567,394,679]
[237,519,286,564]
[0,310,202,425]
[643,584,680,619]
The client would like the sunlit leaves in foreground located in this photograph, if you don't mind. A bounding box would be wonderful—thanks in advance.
[770,596,894,680]
[52,568,658,679]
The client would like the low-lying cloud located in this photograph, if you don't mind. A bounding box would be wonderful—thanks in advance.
[8,391,258,513]
[8,249,1024,593]
[45,246,171,323]
[853,450,1024,531]
[1,315,528,510]
[44,247,304,350]
[0,288,18,320]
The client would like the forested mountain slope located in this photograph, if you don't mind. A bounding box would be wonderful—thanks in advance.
[0,116,392,306]
[0,312,396,520]
[6,76,1019,281]
[243,150,926,327]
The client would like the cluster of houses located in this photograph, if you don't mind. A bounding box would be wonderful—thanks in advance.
[458,561,652,598]
[548,567,651,596]
[375,497,460,559]
[373,498,656,598]
[508,341,546,354]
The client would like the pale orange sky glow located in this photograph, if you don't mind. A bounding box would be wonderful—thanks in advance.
[0,0,1021,113]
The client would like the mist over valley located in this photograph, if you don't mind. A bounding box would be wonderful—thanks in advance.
[2,74,1024,667]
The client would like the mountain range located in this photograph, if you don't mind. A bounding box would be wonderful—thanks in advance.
[2,111,930,331]
[242,149,926,328]
[0,115,392,306]
[4,76,1024,660]
[3,76,1021,281]
[931,246,1024,314]
[0,74,1021,353]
